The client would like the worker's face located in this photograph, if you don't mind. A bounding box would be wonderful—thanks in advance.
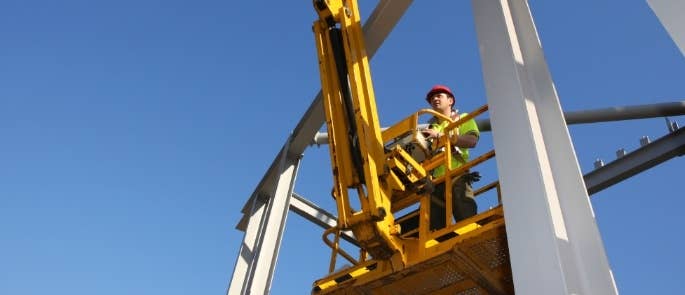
[429,92,454,111]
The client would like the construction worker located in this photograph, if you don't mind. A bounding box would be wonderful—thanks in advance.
[421,84,480,230]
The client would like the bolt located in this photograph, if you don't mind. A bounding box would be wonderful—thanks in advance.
[594,158,604,169]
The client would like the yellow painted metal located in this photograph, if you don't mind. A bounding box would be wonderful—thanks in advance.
[311,1,513,294]
[322,227,358,272]
[381,112,419,143]
[386,146,427,184]
[313,207,514,295]
[313,0,404,262]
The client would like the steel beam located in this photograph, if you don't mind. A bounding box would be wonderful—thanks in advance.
[472,0,617,293]
[585,127,685,195]
[290,193,357,246]
[478,101,685,132]
[228,139,301,295]
[228,192,266,295]
[648,0,685,56]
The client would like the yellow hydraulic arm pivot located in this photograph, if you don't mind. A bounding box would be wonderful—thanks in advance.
[312,0,404,262]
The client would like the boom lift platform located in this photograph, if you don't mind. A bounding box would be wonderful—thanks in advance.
[310,0,513,293]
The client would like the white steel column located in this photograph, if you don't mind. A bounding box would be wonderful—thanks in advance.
[472,0,618,294]
[648,0,685,56]
[228,195,267,294]
[228,139,301,295]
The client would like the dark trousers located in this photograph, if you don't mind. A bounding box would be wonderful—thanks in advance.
[429,175,477,230]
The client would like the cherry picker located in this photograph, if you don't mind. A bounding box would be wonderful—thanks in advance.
[311,0,513,294]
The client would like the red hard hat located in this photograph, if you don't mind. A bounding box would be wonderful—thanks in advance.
[425,84,454,102]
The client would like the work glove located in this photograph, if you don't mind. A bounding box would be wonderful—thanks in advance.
[463,171,481,184]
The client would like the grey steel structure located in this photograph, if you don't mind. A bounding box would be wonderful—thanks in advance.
[649,0,685,56]
[228,1,684,294]
[585,126,685,195]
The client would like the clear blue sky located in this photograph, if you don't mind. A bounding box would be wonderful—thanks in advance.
[1,1,683,294]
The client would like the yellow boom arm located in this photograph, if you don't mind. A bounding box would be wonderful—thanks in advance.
[312,0,403,262]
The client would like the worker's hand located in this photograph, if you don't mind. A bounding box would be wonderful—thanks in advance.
[422,128,440,140]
